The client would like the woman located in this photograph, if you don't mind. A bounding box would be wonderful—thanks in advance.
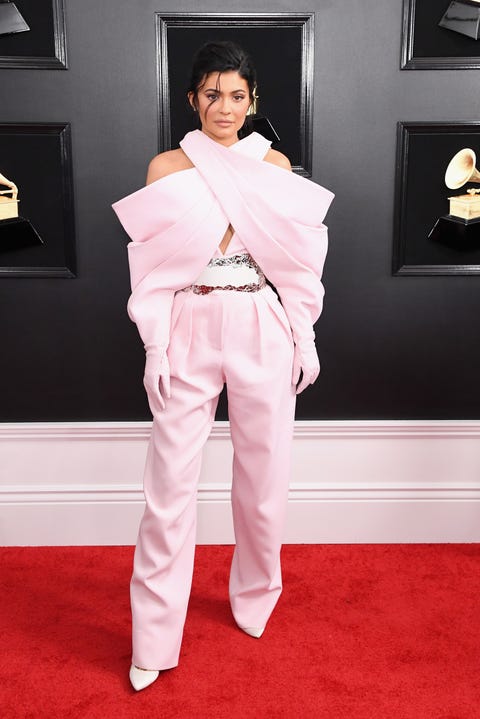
[113,40,333,691]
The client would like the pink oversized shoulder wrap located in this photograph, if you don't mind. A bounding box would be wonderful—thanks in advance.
[112,130,334,352]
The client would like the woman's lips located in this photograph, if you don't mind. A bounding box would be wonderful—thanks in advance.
[215,120,233,126]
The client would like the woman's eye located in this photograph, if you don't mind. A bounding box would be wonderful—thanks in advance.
[206,94,218,101]
[234,95,245,101]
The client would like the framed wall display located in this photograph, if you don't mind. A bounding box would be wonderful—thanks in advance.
[155,12,314,176]
[402,0,480,69]
[393,121,480,275]
[0,123,76,277]
[0,0,67,69]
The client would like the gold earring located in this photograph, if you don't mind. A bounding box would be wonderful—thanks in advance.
[247,86,259,116]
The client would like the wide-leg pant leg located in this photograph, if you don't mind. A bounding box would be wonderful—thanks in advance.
[223,287,297,630]
[130,291,224,670]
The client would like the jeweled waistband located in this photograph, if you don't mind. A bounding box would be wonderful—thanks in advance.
[204,252,257,268]
[183,252,266,295]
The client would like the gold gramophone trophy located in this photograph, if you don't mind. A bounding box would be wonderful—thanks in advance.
[428,148,480,247]
[445,148,480,218]
[439,0,480,39]
[0,171,19,219]
[0,171,43,253]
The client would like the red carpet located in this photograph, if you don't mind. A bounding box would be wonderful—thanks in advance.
[1,544,479,718]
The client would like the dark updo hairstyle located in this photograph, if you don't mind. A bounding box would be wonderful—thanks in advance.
[187,40,257,138]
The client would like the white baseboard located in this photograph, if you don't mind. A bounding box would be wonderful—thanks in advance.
[1,420,479,545]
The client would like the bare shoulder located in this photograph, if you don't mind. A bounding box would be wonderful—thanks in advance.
[263,148,292,172]
[146,148,194,185]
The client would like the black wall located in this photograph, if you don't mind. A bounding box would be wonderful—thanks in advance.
[1,0,479,421]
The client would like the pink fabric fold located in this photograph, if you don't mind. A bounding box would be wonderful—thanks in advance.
[180,130,334,346]
[112,130,334,351]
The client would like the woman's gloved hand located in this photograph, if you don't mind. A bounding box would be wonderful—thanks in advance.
[143,345,170,413]
[292,339,320,395]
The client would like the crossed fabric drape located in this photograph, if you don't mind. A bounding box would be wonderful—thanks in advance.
[112,129,334,352]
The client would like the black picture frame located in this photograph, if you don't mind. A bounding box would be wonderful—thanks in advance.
[393,121,480,276]
[0,123,76,278]
[155,12,314,176]
[402,0,480,70]
[0,0,67,69]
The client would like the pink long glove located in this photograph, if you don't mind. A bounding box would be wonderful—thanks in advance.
[143,345,170,413]
[292,340,320,395]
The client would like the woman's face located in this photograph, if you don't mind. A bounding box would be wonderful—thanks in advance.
[188,71,252,146]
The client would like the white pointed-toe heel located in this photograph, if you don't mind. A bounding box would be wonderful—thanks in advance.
[239,626,265,638]
[129,664,160,691]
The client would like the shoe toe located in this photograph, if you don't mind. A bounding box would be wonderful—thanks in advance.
[129,664,159,691]
[239,626,265,638]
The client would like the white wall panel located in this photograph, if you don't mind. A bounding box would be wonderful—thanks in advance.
[1,421,479,545]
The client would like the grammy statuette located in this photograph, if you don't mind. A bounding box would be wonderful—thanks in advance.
[0,171,18,220]
[445,148,480,221]
[428,147,480,248]
[0,171,43,254]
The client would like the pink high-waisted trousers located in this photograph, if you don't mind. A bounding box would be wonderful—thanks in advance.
[130,283,296,670]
